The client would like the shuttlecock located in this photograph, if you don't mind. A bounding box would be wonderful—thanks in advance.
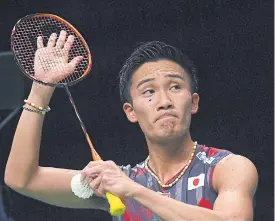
[71,173,94,199]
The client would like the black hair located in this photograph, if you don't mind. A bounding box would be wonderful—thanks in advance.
[119,41,198,104]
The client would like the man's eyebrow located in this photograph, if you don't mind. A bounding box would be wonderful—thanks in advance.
[165,73,186,81]
[136,77,155,89]
[136,74,186,89]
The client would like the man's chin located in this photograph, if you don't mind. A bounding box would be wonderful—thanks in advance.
[154,130,183,141]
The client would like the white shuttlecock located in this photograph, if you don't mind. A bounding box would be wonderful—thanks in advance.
[71,173,94,199]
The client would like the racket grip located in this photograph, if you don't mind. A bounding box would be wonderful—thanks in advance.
[106,192,126,216]
[85,135,126,215]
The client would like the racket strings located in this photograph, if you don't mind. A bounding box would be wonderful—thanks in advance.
[12,15,89,84]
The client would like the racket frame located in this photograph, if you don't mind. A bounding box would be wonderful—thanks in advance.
[11,13,92,88]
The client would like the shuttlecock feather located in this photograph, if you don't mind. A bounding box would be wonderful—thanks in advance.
[71,173,94,199]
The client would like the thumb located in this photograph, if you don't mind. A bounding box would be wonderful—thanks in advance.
[68,56,83,71]
[80,170,86,182]
[60,56,83,80]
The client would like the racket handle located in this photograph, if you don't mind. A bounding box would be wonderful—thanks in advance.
[106,192,126,216]
[85,134,126,216]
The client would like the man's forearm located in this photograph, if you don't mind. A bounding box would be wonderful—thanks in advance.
[4,85,54,188]
[130,185,223,221]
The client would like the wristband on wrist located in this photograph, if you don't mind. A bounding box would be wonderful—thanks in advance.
[24,99,51,113]
[23,104,46,115]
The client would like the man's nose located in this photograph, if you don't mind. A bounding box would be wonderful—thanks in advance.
[157,90,173,111]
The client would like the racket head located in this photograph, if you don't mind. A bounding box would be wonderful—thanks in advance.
[11,13,92,87]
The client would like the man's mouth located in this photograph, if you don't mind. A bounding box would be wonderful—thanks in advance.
[155,113,177,122]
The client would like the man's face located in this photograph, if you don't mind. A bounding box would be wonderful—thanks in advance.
[123,59,199,141]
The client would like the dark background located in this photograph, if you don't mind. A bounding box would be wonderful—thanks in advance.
[0,0,273,221]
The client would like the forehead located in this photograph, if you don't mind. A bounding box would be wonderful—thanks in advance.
[131,59,188,86]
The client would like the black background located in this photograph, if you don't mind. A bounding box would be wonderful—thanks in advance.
[0,0,273,221]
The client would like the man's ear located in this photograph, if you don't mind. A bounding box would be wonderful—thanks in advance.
[123,102,138,123]
[191,93,200,114]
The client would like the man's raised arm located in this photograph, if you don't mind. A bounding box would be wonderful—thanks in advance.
[5,30,108,210]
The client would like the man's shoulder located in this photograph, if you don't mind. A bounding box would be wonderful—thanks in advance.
[215,154,257,171]
[212,154,258,194]
[198,144,232,157]
[205,146,258,186]
[196,144,233,166]
[196,144,257,176]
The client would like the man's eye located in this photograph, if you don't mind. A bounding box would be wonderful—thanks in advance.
[170,85,181,90]
[143,89,154,95]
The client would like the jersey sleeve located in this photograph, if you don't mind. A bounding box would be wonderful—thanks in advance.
[119,164,133,177]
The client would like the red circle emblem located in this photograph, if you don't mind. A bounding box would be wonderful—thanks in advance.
[193,178,200,186]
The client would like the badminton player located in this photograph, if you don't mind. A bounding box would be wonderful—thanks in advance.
[5,31,258,221]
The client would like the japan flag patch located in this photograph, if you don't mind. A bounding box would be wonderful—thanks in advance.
[188,173,205,190]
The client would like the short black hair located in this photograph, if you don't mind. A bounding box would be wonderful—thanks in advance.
[119,41,198,104]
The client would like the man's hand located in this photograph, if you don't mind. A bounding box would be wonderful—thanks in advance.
[29,30,84,101]
[34,30,83,84]
[81,161,139,199]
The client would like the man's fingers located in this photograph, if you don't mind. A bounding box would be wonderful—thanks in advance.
[47,33,57,47]
[82,160,121,177]
[56,30,67,48]
[85,160,104,169]
[64,35,75,53]
[89,174,103,190]
[81,160,109,182]
[83,165,105,176]
[97,183,107,198]
[37,36,44,49]
[86,177,94,184]
[57,56,82,80]
[68,56,83,71]
[80,171,99,181]
[80,171,86,182]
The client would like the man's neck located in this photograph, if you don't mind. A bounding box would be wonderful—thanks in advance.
[146,133,196,184]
